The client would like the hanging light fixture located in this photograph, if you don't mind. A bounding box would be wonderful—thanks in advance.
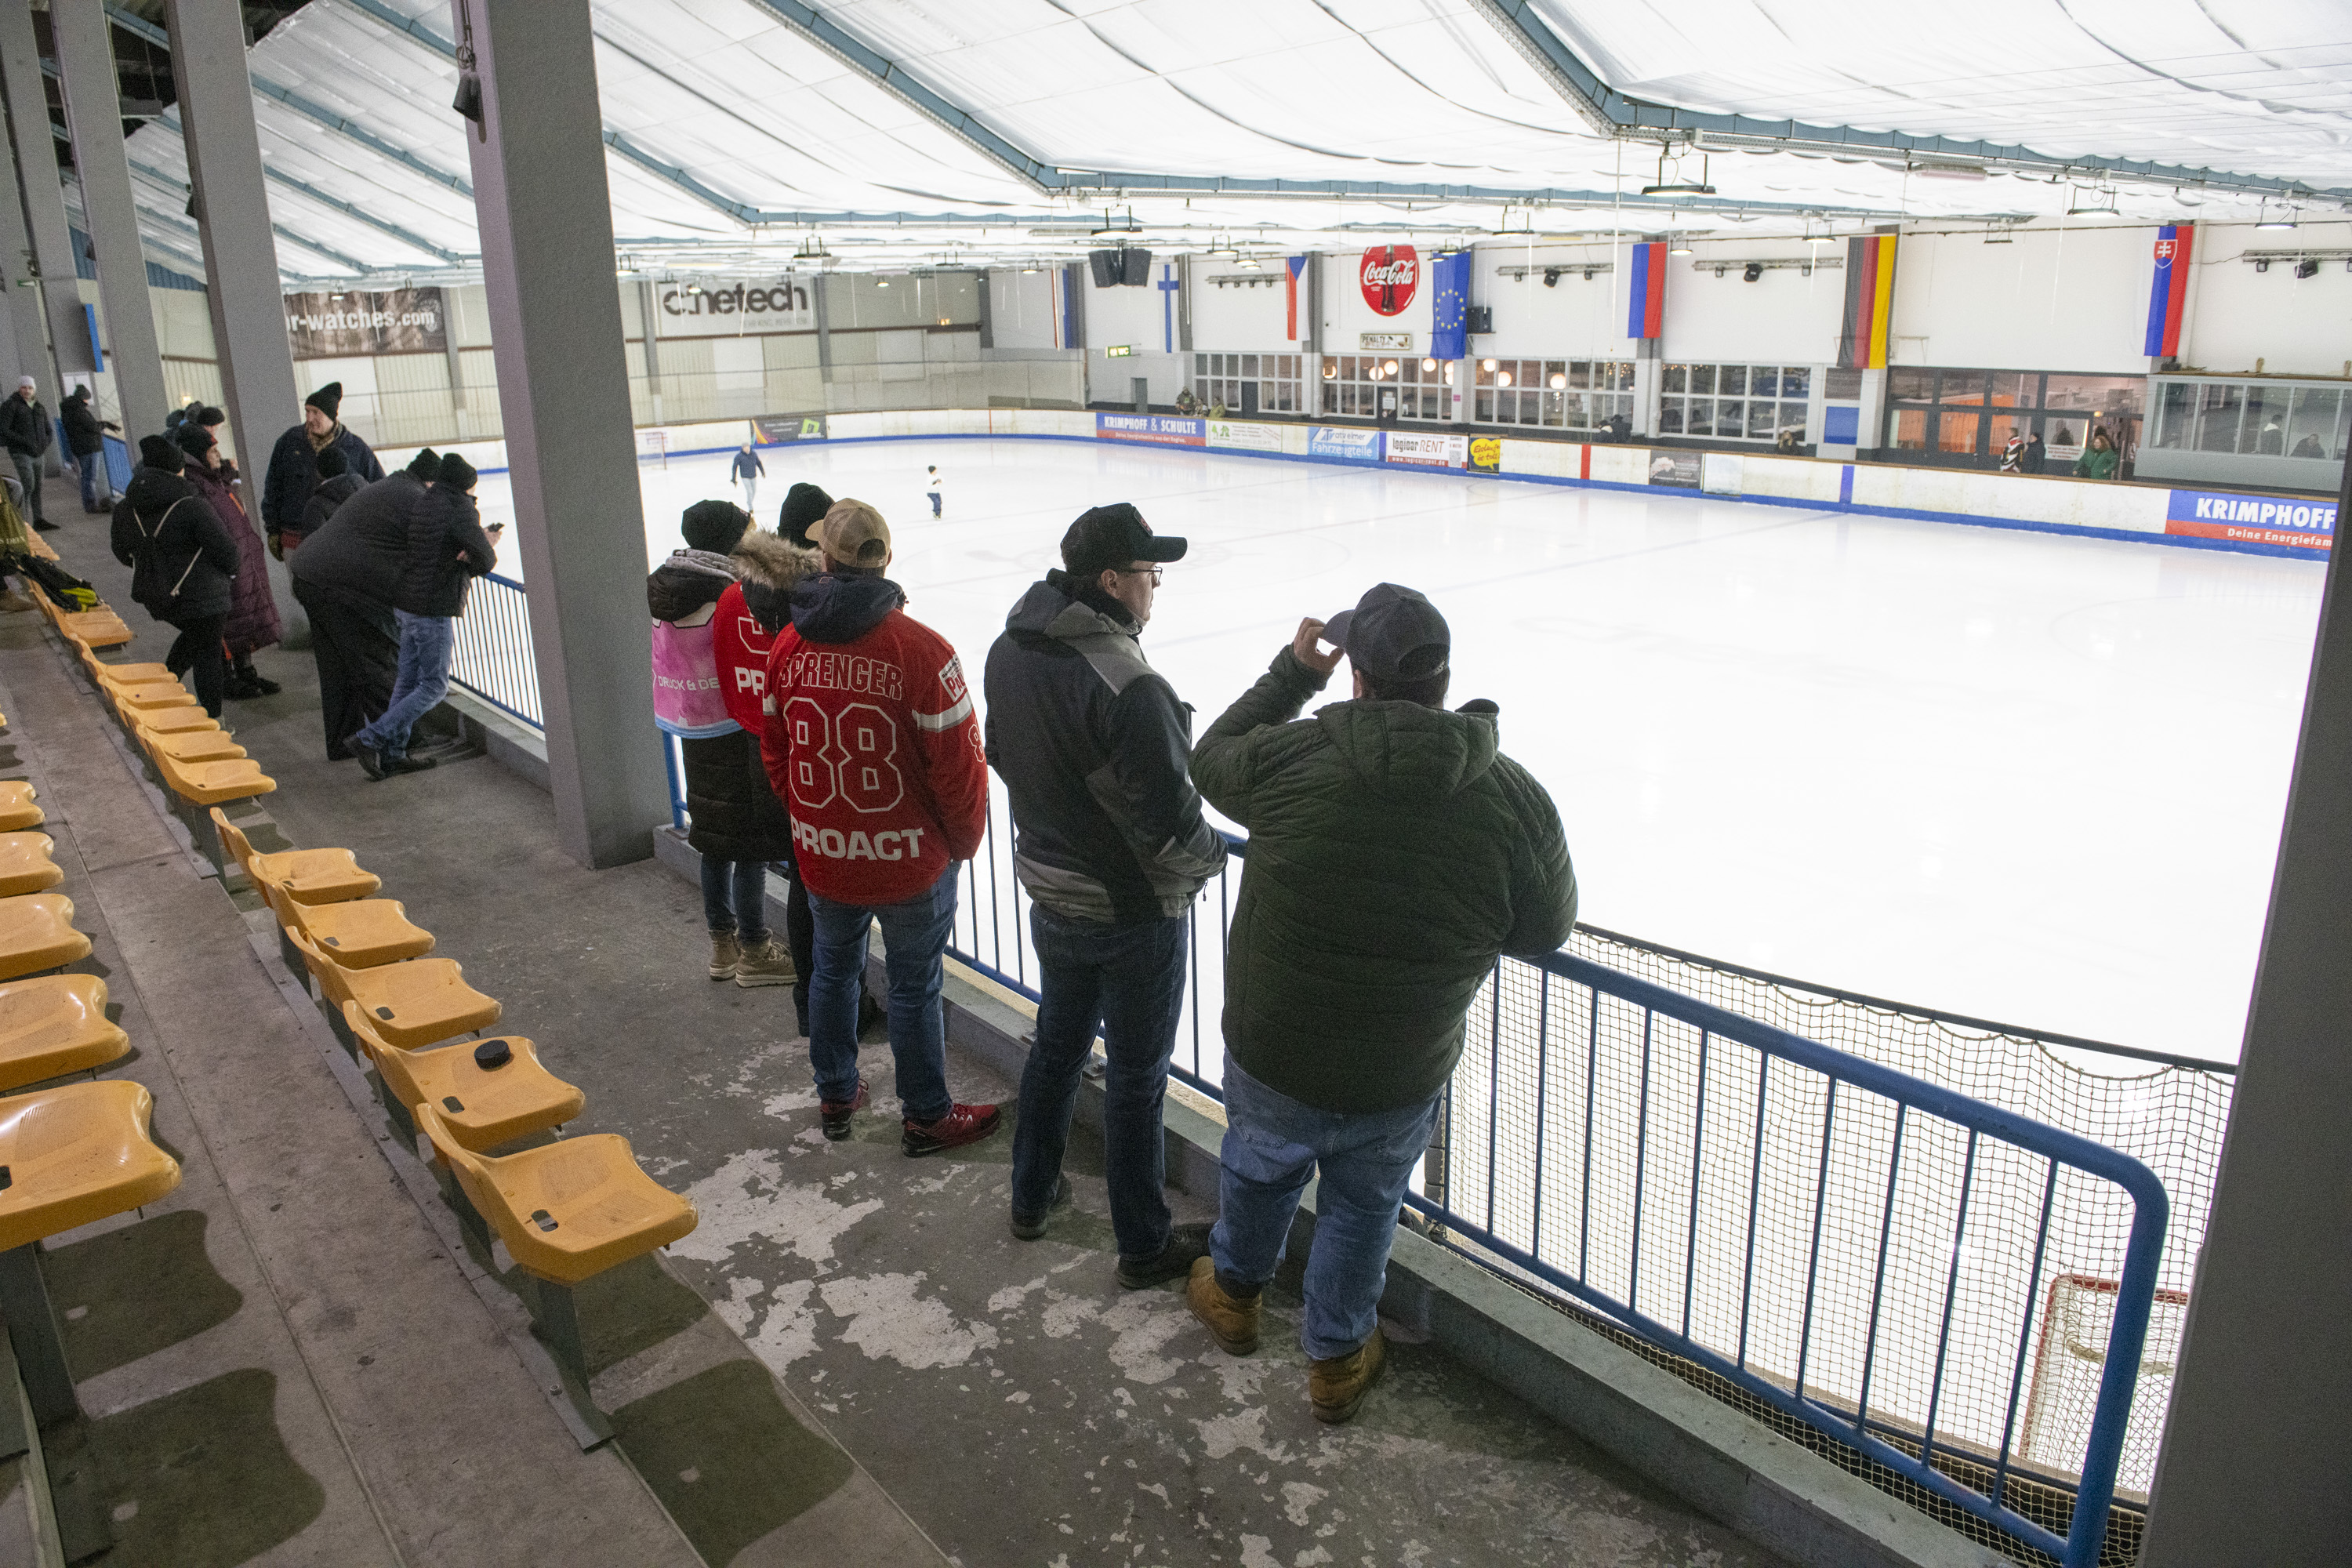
[1666,234,1693,256]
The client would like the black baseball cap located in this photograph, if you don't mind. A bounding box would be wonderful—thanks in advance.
[1324,583,1450,684]
[1061,503,1186,579]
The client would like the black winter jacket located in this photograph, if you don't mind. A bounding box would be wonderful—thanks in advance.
[260,423,382,535]
[289,472,423,604]
[60,395,114,457]
[680,729,795,864]
[983,572,1226,923]
[394,486,497,617]
[297,473,362,539]
[0,393,51,459]
[110,468,238,622]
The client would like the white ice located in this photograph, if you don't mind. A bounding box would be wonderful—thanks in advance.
[471,437,2323,1065]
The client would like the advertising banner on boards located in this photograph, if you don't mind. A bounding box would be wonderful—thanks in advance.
[1385,432,1467,470]
[1468,436,1502,474]
[652,276,815,337]
[1098,412,1206,447]
[284,286,447,357]
[2164,488,2335,550]
[753,413,829,445]
[1306,426,1383,463]
[1207,419,1283,452]
[1646,450,1702,488]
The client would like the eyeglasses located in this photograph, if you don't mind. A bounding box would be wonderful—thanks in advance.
[1113,565,1164,584]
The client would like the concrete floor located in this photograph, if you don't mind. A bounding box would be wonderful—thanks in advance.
[29,487,1794,1568]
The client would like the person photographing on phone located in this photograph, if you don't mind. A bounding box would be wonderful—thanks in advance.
[350,452,499,779]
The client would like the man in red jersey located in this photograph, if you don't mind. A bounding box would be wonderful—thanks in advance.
[763,499,999,1154]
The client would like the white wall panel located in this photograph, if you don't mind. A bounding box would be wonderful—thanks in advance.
[2179,222,2352,377]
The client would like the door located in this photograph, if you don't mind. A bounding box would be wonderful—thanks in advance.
[1240,381,1259,416]
[1131,377,1149,413]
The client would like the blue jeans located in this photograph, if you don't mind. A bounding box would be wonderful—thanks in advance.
[76,450,108,510]
[1210,1055,1443,1360]
[701,858,769,942]
[1011,907,1187,1261]
[353,612,454,757]
[740,475,757,513]
[807,869,957,1123]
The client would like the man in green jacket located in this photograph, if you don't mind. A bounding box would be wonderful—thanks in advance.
[1183,583,1577,1423]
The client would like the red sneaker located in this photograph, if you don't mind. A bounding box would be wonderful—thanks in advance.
[902,1102,1001,1157]
[820,1078,868,1142]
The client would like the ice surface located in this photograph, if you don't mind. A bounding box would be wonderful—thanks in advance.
[471,437,2322,1064]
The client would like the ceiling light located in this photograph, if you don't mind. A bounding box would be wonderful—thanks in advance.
[1421,358,1436,372]
[2255,213,2297,231]
[2296,258,2320,279]
[1497,370,1513,387]
[1322,363,1337,379]
[2254,259,2270,273]
[1548,372,1566,389]
[1236,256,1263,271]
[1666,235,1693,256]
[1480,358,1497,371]
[1383,360,1399,376]
[1914,160,1987,182]
[876,278,890,288]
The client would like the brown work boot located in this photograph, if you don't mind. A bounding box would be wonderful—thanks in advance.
[1308,1324,1387,1425]
[708,931,739,980]
[733,936,797,988]
[1185,1256,1260,1356]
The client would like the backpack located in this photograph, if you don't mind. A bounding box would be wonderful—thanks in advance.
[11,553,97,612]
[126,498,205,616]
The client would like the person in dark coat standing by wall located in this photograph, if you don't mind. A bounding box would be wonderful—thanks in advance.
[0,377,53,532]
[652,500,805,986]
[289,445,361,555]
[290,449,436,760]
[261,383,383,558]
[350,452,497,779]
[60,387,119,513]
[176,423,280,698]
[2021,431,2047,475]
[110,436,240,717]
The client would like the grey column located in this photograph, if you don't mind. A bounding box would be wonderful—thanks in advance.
[0,112,41,390]
[165,0,299,629]
[0,0,92,460]
[2140,456,2352,1563]
[451,0,666,869]
[812,270,833,383]
[51,0,168,437]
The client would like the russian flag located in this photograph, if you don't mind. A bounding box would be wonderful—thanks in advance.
[1285,256,1308,340]
[1626,241,1664,339]
[2143,224,2194,358]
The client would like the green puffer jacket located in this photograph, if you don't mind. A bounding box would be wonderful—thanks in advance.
[1191,647,1578,1114]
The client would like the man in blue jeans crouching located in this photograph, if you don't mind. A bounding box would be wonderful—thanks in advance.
[1184,584,1578,1423]
[985,503,1227,1289]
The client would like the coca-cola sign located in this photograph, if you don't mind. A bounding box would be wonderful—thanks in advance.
[1359,245,1419,316]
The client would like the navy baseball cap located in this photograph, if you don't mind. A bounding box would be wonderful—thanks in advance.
[1062,503,1186,578]
[1324,583,1450,684]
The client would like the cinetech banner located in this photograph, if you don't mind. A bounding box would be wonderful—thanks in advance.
[652,276,815,337]
[1837,234,1897,369]
[2143,225,2194,358]
[1625,242,1665,339]
[284,286,447,356]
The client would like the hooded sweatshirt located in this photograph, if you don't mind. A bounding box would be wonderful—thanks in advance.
[760,572,986,906]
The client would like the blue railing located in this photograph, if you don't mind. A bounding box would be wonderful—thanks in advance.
[492,604,2169,1568]
[448,573,543,728]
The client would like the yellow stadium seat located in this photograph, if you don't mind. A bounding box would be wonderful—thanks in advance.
[287,926,499,1051]
[0,1080,180,1254]
[0,833,62,897]
[152,752,274,807]
[0,895,89,981]
[143,728,246,765]
[60,615,132,649]
[0,783,41,833]
[346,1003,581,1152]
[210,811,379,904]
[109,680,198,713]
[0,976,129,1092]
[128,706,222,738]
[270,887,432,968]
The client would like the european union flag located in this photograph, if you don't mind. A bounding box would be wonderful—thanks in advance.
[1431,250,1472,361]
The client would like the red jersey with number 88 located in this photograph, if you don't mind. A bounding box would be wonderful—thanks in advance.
[760,586,987,907]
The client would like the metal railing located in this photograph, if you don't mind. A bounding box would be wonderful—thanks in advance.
[448,573,542,728]
[495,617,2172,1568]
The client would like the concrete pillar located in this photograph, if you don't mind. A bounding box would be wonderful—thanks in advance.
[2140,456,2352,1564]
[0,0,93,466]
[0,110,43,393]
[449,0,666,869]
[812,270,833,383]
[50,0,169,438]
[164,0,301,631]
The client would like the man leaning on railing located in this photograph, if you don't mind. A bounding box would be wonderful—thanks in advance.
[1182,583,1577,1425]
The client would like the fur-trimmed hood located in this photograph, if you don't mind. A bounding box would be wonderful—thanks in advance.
[732,528,822,631]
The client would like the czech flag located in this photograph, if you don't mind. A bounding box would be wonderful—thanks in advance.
[1285,256,1308,340]
[2143,225,2194,358]
[1626,241,1665,339]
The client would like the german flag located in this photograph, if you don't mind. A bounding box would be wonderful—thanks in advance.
[1837,233,1898,369]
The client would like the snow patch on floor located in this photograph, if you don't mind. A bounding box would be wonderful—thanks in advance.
[820,1272,1000,1369]
[666,1147,884,1265]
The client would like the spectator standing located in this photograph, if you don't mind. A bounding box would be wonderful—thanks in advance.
[1183,584,1577,1424]
[760,500,999,1154]
[776,481,831,551]
[262,383,383,559]
[2074,426,2119,481]
[2022,432,2047,474]
[984,503,1225,1284]
[0,377,53,532]
[110,436,239,717]
[350,453,497,779]
[926,465,943,519]
[60,387,119,513]
[176,423,281,698]
[290,449,437,760]
[289,445,361,556]
[730,442,765,513]
[1998,430,2025,473]
[651,499,799,987]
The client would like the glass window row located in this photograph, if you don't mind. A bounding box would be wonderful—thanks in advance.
[1190,352,1305,416]
[2147,380,2349,460]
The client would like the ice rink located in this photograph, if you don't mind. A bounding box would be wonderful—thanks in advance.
[473,436,2323,1065]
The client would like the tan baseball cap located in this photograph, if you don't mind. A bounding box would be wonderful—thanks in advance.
[818,499,891,568]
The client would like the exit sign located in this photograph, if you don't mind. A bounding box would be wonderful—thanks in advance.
[1105,344,1134,358]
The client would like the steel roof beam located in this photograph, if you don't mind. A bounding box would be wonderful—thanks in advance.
[153,107,466,263]
[125,154,377,273]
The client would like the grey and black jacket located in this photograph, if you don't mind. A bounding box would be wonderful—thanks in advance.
[983,572,1227,923]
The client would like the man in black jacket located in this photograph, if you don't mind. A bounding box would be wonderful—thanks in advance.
[0,377,53,531]
[109,437,240,715]
[350,452,498,780]
[261,382,383,555]
[290,448,437,760]
[60,387,118,513]
[983,503,1226,1284]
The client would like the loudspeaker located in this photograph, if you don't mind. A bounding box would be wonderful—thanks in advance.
[1120,247,1153,286]
[1089,249,1120,289]
[1466,306,1493,335]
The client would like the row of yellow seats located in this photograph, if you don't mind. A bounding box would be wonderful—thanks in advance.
[210,812,697,1302]
[31,583,132,651]
[71,639,278,809]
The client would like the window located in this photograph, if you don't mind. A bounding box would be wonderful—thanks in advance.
[1318,354,1445,419]
[1884,368,2143,467]
[1661,363,1811,444]
[1466,358,1634,430]
[1193,352,1305,416]
[2286,387,2347,460]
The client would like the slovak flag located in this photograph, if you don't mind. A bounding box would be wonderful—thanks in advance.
[2143,224,2194,358]
[1286,256,1308,340]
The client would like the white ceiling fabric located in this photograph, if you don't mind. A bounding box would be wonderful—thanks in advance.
[102,0,2351,281]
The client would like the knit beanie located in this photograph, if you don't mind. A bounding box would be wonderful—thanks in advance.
[777,482,833,548]
[138,434,183,472]
[305,382,343,419]
[174,422,216,459]
[314,445,348,479]
[437,452,477,492]
[405,448,441,481]
[682,499,752,555]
